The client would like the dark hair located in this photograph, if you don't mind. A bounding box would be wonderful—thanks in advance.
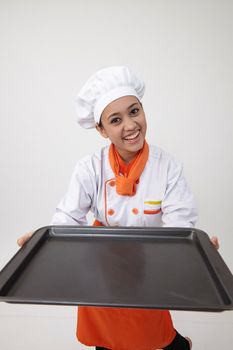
[98,119,103,128]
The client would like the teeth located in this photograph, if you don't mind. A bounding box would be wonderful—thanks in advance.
[124,131,139,140]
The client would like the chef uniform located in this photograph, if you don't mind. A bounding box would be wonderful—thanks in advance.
[51,66,196,350]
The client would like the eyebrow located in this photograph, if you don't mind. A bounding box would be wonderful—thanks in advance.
[107,103,140,120]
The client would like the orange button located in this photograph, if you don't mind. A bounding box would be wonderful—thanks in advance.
[132,208,139,215]
[109,180,116,187]
[108,209,115,216]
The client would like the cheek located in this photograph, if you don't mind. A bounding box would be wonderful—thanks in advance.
[141,115,147,132]
[104,128,122,143]
[112,131,123,143]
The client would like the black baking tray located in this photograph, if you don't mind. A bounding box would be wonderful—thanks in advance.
[0,226,233,311]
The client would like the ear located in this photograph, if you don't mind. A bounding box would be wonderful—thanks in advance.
[95,123,108,139]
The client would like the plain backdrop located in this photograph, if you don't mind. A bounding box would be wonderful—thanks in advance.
[0,1,232,349]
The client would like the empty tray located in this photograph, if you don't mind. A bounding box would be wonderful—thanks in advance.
[0,226,233,311]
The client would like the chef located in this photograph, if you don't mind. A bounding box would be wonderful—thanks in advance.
[18,66,219,349]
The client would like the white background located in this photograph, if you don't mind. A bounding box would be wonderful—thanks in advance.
[0,1,232,349]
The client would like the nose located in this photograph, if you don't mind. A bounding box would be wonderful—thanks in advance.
[123,116,137,130]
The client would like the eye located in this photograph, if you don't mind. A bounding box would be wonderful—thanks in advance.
[130,107,140,115]
[110,117,121,124]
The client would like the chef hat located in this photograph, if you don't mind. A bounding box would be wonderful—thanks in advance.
[75,66,145,129]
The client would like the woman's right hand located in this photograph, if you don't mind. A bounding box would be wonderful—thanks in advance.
[17,231,34,247]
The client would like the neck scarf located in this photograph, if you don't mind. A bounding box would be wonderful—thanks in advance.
[108,141,149,196]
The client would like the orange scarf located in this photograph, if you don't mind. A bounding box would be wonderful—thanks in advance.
[108,141,149,196]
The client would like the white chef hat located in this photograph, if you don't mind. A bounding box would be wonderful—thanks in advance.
[75,66,145,129]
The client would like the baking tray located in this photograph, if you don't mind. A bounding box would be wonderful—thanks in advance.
[0,226,233,311]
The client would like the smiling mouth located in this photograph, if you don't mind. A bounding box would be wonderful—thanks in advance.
[123,130,140,141]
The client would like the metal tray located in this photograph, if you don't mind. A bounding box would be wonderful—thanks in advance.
[0,226,233,311]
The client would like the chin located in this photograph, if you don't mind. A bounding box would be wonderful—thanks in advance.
[128,141,144,153]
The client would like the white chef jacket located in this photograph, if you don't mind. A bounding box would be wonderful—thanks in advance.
[51,144,197,227]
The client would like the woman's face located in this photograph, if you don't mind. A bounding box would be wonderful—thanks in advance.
[96,95,147,163]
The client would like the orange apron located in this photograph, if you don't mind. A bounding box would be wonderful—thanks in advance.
[76,143,176,349]
[76,223,176,350]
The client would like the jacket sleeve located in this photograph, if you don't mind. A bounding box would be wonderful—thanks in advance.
[50,162,94,226]
[161,159,198,228]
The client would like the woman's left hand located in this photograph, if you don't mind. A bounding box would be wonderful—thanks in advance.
[210,236,220,250]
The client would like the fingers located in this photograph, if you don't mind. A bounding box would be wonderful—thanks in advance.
[185,337,192,349]
[17,232,33,247]
[210,236,220,250]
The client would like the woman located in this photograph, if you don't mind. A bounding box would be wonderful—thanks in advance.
[18,66,219,349]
